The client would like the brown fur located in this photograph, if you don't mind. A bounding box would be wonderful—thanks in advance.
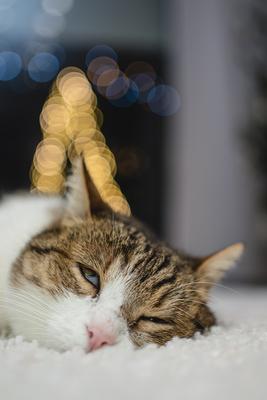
[10,159,243,347]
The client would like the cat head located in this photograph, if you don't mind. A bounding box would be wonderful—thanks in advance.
[8,159,244,351]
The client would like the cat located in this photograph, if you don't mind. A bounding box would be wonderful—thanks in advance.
[0,158,244,352]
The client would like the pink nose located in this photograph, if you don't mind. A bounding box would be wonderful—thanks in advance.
[86,325,116,352]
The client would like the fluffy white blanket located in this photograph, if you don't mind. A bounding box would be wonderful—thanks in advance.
[0,287,266,400]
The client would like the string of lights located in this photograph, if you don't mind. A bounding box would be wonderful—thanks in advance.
[31,66,131,216]
[0,42,180,116]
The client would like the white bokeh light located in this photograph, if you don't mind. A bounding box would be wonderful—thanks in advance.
[0,7,14,32]
[42,0,74,16]
[33,12,65,38]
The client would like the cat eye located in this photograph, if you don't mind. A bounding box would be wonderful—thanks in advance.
[139,316,171,325]
[79,265,100,290]
[129,316,171,328]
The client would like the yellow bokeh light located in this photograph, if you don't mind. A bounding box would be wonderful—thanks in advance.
[34,142,66,176]
[35,174,65,193]
[100,182,121,198]
[96,68,119,88]
[94,108,104,128]
[40,102,70,134]
[57,69,93,107]
[69,112,97,136]
[56,67,85,90]
[32,65,131,215]
[87,57,119,86]
[85,155,111,187]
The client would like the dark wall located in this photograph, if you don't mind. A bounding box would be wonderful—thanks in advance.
[0,47,165,236]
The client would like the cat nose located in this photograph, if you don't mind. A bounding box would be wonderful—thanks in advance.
[86,325,116,351]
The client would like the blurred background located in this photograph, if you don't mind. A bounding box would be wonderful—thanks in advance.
[0,0,266,284]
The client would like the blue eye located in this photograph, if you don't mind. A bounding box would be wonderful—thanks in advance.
[79,266,100,290]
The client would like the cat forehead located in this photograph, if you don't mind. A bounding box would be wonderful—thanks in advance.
[37,217,150,259]
[49,214,134,239]
[28,215,195,304]
[32,219,188,280]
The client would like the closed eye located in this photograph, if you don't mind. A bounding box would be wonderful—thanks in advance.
[138,316,172,325]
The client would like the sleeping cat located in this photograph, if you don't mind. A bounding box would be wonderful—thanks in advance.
[0,158,244,352]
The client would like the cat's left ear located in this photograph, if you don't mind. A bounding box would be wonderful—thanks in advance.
[195,242,245,285]
[64,157,111,220]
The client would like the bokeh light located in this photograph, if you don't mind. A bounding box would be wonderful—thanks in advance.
[115,146,142,178]
[105,74,129,100]
[29,46,180,209]
[42,0,74,16]
[31,65,130,216]
[25,41,66,65]
[86,46,121,100]
[28,52,60,83]
[147,84,181,116]
[33,138,66,176]
[40,99,70,134]
[125,61,157,81]
[125,62,157,104]
[108,77,139,107]
[87,56,119,88]
[33,12,65,38]
[94,108,104,128]
[84,45,180,117]
[85,45,118,67]
[131,73,155,103]
[0,51,21,81]
[33,173,65,193]
[0,7,14,33]
[57,67,94,106]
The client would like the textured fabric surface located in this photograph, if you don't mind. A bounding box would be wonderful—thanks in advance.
[0,286,266,400]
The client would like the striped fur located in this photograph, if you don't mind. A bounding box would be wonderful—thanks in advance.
[1,159,244,351]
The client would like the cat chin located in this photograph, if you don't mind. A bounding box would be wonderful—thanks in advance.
[6,278,129,352]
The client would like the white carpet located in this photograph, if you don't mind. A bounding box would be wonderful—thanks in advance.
[0,286,266,400]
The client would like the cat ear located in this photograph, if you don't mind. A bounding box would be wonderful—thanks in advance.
[64,157,110,219]
[196,242,244,284]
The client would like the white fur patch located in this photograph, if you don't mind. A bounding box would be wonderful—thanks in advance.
[6,273,129,352]
[0,194,63,330]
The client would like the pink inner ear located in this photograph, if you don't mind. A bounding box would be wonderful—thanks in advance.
[196,242,244,283]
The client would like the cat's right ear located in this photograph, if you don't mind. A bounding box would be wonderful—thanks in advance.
[64,157,110,220]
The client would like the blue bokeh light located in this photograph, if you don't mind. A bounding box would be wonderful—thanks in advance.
[106,75,129,100]
[85,45,118,67]
[108,79,139,108]
[147,84,181,116]
[0,51,22,81]
[132,73,155,103]
[28,52,60,83]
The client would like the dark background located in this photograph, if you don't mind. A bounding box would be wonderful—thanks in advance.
[0,47,165,235]
[1,0,267,284]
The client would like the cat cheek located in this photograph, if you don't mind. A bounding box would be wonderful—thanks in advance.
[44,294,96,351]
[127,330,147,347]
[45,292,129,351]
